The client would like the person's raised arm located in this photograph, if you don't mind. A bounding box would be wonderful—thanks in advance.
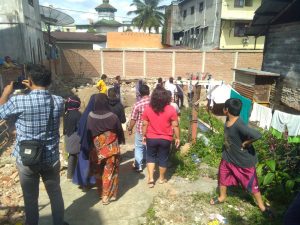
[0,82,13,105]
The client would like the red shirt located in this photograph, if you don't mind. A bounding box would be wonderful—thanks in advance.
[142,105,178,141]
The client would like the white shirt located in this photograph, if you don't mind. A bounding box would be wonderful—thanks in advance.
[165,82,177,98]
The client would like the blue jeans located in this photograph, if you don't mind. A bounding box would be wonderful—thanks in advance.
[134,132,146,169]
[17,161,65,225]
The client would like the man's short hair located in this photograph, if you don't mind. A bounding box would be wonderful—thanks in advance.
[158,77,162,83]
[177,76,182,81]
[224,98,242,116]
[139,84,150,97]
[101,74,107,80]
[27,64,51,87]
[115,75,120,81]
[169,77,174,83]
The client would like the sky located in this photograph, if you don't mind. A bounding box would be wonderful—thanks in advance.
[39,0,172,25]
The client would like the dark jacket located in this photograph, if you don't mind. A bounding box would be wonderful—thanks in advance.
[108,98,126,124]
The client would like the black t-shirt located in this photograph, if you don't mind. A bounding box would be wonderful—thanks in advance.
[222,118,262,168]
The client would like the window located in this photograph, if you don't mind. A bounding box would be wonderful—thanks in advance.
[234,22,248,37]
[28,0,34,6]
[234,0,253,7]
[183,10,187,19]
[245,0,253,6]
[191,6,195,15]
[199,2,204,12]
[234,0,244,7]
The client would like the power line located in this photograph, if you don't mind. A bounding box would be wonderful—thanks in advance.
[50,6,134,20]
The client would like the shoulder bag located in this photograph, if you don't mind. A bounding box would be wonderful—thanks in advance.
[19,96,54,166]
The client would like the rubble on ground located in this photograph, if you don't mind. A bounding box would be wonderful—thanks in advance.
[0,144,25,225]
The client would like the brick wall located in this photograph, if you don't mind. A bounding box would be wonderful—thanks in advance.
[103,51,122,76]
[237,52,263,70]
[61,49,101,77]
[60,49,263,84]
[175,52,202,77]
[146,51,173,78]
[205,52,235,82]
[125,51,144,77]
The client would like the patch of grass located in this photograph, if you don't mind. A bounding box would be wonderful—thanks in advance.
[173,107,223,179]
[192,191,283,225]
[145,204,158,224]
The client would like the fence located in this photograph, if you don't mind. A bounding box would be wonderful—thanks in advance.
[59,49,263,83]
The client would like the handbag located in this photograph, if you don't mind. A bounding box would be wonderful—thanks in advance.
[19,96,54,166]
[64,132,81,154]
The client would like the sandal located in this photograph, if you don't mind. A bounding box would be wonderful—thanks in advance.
[210,196,224,205]
[262,207,275,219]
[110,196,117,201]
[148,180,155,188]
[102,196,110,205]
[158,179,167,184]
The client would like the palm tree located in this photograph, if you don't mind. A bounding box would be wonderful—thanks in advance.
[127,0,165,33]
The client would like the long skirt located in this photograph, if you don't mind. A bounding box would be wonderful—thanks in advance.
[90,152,120,199]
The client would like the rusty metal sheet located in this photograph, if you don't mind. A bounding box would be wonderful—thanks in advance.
[233,82,255,100]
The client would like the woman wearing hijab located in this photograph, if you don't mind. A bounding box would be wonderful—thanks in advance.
[87,94,125,205]
[107,88,126,124]
[142,87,180,188]
[73,94,97,189]
[63,96,81,179]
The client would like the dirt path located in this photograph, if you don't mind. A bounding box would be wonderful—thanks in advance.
[0,85,218,225]
[38,132,217,225]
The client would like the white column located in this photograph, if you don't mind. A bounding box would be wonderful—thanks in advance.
[123,50,126,78]
[233,52,239,82]
[143,51,146,78]
[172,51,176,78]
[100,50,104,75]
[202,51,206,73]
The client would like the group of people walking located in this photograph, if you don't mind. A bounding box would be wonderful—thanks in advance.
[1,65,298,225]
[64,76,181,205]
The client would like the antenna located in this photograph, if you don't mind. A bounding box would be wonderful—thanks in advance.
[40,5,74,70]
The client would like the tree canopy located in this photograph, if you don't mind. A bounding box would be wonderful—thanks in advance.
[127,0,165,33]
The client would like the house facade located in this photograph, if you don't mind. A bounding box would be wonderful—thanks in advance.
[246,0,300,112]
[0,0,45,64]
[165,0,264,50]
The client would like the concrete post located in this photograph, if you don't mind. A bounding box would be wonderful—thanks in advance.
[233,52,239,82]
[123,50,126,78]
[143,51,146,78]
[202,51,206,73]
[100,50,104,75]
[172,51,176,78]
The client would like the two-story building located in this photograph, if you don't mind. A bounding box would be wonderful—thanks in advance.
[165,0,265,50]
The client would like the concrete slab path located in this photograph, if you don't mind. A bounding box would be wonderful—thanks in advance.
[37,139,217,225]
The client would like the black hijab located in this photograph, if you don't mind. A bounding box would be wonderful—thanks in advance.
[63,96,81,136]
[87,93,125,144]
[94,93,110,113]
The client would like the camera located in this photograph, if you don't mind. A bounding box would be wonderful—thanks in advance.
[13,81,26,90]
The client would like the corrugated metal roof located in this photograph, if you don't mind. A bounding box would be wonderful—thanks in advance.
[246,0,295,36]
[232,68,280,76]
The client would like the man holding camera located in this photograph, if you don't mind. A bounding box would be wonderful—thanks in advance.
[0,65,68,225]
